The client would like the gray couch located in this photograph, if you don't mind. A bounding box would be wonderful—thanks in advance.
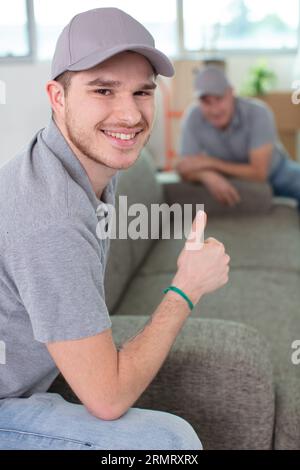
[50,149,300,450]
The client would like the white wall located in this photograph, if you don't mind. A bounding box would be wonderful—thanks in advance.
[226,54,297,92]
[0,62,51,166]
[0,54,298,168]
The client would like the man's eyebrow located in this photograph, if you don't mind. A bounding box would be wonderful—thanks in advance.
[85,78,157,90]
[86,79,122,87]
[140,82,157,91]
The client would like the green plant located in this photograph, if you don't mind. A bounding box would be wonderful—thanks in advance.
[241,60,277,96]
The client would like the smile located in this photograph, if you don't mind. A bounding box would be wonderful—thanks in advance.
[102,130,142,140]
[100,129,143,148]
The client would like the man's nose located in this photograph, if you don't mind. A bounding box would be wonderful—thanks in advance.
[113,96,142,126]
[210,104,222,115]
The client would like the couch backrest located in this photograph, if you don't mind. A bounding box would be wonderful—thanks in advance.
[164,178,274,218]
[104,148,164,312]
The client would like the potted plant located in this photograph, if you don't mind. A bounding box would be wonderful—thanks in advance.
[241,60,277,96]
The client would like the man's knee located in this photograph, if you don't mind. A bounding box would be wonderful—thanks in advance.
[155,411,202,450]
[126,409,202,450]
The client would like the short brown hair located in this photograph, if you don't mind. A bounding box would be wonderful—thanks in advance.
[54,70,76,96]
[51,71,76,119]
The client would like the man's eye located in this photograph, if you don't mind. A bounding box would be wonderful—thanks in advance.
[135,91,151,97]
[95,89,111,96]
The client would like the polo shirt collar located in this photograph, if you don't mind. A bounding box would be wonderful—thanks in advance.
[40,118,115,211]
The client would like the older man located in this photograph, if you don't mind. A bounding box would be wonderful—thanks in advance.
[178,66,300,208]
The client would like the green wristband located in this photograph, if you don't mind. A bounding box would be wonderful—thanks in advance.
[163,285,194,311]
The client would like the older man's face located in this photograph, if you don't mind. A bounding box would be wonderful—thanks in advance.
[61,51,156,170]
[199,88,235,130]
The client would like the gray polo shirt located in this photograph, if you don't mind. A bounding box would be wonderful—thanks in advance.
[180,96,287,177]
[0,118,117,399]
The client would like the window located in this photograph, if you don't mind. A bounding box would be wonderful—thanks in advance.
[0,0,31,58]
[33,0,177,60]
[1,0,300,62]
[183,0,299,52]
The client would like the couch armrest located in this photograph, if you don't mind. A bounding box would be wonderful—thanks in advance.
[111,316,275,450]
[48,316,275,450]
[274,376,300,449]
[162,176,273,217]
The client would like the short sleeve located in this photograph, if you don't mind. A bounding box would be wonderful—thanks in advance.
[179,108,204,156]
[249,103,277,151]
[9,221,112,343]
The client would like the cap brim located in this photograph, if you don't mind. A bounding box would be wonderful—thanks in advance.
[64,43,174,78]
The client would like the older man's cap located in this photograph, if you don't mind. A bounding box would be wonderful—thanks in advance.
[51,7,174,80]
[194,66,231,98]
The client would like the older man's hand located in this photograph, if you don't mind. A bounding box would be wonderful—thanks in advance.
[176,155,214,175]
[200,171,241,206]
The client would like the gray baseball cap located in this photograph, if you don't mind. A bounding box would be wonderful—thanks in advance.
[51,7,174,80]
[194,66,231,98]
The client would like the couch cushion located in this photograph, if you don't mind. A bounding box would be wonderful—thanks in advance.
[115,147,164,270]
[114,272,173,316]
[104,147,164,311]
[139,205,300,275]
[114,269,300,377]
[274,376,300,450]
[104,238,132,312]
[197,269,300,383]
[164,178,273,217]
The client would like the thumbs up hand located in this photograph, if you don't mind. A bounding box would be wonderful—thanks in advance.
[171,211,230,308]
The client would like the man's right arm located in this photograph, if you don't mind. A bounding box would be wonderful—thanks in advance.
[47,212,230,421]
[47,293,193,421]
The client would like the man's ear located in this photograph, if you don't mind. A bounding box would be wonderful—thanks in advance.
[46,80,66,117]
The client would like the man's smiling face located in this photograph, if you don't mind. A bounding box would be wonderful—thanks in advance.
[58,51,156,170]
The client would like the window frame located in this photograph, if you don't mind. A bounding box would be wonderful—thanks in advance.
[0,0,299,63]
[0,0,35,63]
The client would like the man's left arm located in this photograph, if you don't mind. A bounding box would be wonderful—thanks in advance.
[178,143,273,182]
[206,142,273,182]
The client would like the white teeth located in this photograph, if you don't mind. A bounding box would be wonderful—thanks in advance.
[105,131,136,140]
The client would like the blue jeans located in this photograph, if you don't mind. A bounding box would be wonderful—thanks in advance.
[0,392,202,450]
[269,158,300,208]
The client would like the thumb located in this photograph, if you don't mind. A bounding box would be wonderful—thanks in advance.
[186,210,207,251]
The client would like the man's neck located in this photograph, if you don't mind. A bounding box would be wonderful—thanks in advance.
[71,144,116,201]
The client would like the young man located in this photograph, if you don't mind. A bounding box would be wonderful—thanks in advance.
[177,66,300,208]
[0,8,229,450]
